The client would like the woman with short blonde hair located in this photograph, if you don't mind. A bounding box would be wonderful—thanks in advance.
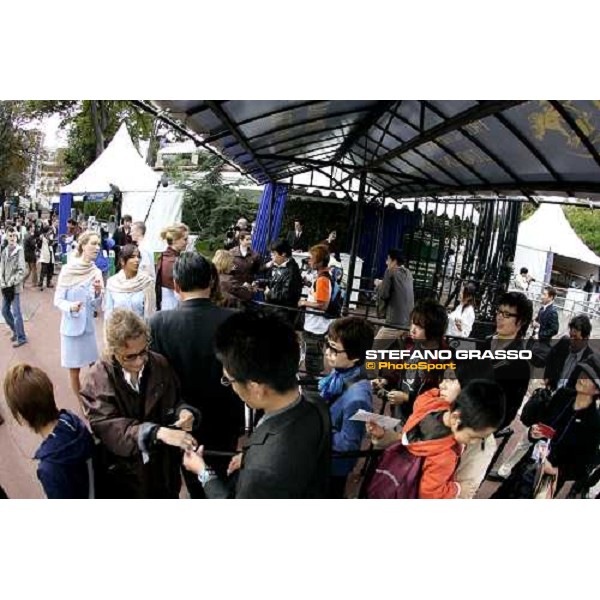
[81,309,200,498]
[156,223,189,310]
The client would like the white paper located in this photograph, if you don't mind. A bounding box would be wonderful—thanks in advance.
[350,409,401,430]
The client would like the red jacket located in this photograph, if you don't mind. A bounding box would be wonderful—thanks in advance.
[403,389,462,499]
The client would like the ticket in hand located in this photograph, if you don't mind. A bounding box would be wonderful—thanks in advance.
[350,409,401,430]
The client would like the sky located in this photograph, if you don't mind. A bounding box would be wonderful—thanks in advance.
[40,114,68,149]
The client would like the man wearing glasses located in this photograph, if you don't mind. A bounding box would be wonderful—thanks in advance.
[484,292,533,483]
[488,291,533,430]
[183,311,331,498]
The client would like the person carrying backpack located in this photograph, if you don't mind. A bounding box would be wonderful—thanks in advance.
[365,364,505,499]
[299,244,334,393]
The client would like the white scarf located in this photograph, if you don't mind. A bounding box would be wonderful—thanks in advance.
[106,269,156,317]
[57,259,102,289]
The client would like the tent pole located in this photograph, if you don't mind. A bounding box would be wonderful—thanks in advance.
[343,172,367,315]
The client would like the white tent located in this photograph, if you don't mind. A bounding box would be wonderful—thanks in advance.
[513,203,600,284]
[60,124,184,252]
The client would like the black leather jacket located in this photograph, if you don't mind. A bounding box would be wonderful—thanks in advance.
[267,259,303,307]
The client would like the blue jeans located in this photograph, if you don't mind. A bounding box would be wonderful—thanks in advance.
[2,292,26,343]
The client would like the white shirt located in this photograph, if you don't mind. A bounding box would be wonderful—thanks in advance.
[123,365,145,393]
[446,304,475,338]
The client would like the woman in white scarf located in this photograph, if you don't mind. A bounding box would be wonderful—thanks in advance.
[104,244,156,323]
[54,231,104,409]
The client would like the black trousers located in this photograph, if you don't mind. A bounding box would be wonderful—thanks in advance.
[39,262,53,287]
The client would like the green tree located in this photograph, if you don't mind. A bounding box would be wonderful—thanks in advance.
[0,101,34,201]
[166,153,259,250]
[563,205,600,255]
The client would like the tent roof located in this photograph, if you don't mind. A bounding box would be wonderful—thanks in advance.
[516,203,600,266]
[61,123,159,194]
[139,100,600,203]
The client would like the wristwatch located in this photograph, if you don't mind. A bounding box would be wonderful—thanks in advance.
[197,467,217,487]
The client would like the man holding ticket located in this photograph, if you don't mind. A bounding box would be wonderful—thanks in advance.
[318,316,375,498]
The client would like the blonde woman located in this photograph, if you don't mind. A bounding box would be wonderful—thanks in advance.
[156,223,189,310]
[213,248,252,307]
[54,231,104,406]
[104,244,156,322]
[81,309,199,498]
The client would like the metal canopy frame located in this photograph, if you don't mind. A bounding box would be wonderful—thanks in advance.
[138,100,600,205]
[134,99,600,323]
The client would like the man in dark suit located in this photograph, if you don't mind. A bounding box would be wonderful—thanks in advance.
[534,285,559,340]
[286,219,309,252]
[149,251,244,497]
[183,311,331,498]
[112,214,133,273]
[544,314,594,391]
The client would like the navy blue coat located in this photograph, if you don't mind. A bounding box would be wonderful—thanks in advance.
[35,410,95,499]
[536,303,559,340]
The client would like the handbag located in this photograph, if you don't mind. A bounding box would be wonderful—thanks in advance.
[527,336,552,368]
[1,285,15,303]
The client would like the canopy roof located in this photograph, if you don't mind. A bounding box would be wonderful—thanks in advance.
[61,123,159,194]
[140,100,600,203]
[516,203,600,266]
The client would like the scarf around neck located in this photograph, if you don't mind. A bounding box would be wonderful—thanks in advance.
[318,365,362,402]
[57,258,101,289]
[107,269,156,317]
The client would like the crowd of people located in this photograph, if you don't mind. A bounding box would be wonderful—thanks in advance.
[1,211,599,500]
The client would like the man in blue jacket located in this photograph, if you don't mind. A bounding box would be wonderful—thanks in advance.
[319,316,375,498]
[534,286,559,340]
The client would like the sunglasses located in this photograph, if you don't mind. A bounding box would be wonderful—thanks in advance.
[118,347,149,363]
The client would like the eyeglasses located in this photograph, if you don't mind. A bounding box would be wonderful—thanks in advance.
[496,309,518,319]
[221,375,237,387]
[118,347,149,363]
[325,337,346,356]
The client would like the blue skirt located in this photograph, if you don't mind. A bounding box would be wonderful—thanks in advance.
[61,330,99,369]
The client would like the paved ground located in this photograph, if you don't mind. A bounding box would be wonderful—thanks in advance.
[0,279,104,499]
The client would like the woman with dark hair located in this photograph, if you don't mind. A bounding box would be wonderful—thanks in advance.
[104,244,156,322]
[372,299,449,422]
[446,283,476,338]
[81,309,199,498]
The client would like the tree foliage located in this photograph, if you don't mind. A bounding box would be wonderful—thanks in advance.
[563,205,600,255]
[0,101,35,201]
[23,101,155,182]
[167,153,259,250]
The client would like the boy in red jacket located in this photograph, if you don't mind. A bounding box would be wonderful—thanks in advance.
[367,364,505,499]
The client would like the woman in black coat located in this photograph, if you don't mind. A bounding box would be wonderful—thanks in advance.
[494,356,600,497]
